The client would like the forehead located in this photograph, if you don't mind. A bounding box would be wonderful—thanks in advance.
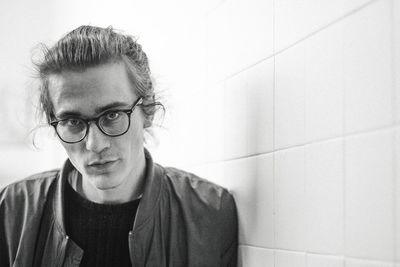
[48,62,136,116]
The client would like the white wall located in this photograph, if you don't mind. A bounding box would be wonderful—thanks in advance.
[0,0,399,266]
[184,0,400,266]
[0,0,67,187]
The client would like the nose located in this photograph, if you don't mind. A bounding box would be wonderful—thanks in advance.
[85,122,111,153]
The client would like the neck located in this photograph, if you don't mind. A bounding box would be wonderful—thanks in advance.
[79,151,146,204]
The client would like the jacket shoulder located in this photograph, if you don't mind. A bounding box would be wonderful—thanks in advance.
[163,166,235,211]
[0,169,59,204]
[0,170,60,266]
[162,166,238,259]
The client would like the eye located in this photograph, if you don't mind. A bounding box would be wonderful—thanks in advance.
[67,118,82,126]
[58,118,83,127]
[105,112,120,120]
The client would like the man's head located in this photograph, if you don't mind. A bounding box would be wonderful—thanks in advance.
[37,25,157,128]
[35,26,160,193]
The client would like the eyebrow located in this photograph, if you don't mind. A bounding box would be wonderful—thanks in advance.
[56,101,131,119]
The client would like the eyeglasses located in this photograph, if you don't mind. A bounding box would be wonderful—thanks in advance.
[50,97,143,144]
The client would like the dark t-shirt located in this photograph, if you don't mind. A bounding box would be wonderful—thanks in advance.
[64,181,140,267]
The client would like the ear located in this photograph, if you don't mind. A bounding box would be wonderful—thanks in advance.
[143,119,152,128]
[144,113,154,128]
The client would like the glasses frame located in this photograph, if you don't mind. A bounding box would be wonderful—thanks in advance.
[50,97,143,144]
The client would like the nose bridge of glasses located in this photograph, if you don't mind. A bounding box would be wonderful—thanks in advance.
[84,118,110,150]
[86,117,106,135]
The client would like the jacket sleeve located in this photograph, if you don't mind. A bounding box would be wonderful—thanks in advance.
[0,186,11,267]
[220,190,238,267]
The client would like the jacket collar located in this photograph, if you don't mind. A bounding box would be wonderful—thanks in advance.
[52,147,163,236]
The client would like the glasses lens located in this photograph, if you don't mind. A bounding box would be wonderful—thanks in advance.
[56,118,87,143]
[98,111,130,136]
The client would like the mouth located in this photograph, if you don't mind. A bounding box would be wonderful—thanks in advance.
[88,159,117,166]
[87,159,119,172]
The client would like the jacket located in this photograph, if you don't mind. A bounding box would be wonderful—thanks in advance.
[0,150,238,266]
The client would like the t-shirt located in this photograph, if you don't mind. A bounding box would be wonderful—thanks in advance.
[64,181,140,267]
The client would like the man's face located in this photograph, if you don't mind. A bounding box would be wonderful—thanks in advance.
[48,62,145,190]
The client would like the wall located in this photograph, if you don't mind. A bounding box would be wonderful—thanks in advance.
[0,0,67,187]
[179,0,399,266]
[0,0,399,266]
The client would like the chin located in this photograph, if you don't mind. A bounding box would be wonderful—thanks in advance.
[88,173,123,190]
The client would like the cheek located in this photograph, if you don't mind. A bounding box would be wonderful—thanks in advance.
[124,122,144,147]
[129,112,145,141]
[61,143,83,162]
[118,118,145,154]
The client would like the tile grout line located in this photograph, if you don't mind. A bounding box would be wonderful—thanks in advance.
[342,8,347,264]
[342,136,347,267]
[272,0,276,265]
[393,123,398,264]
[390,0,398,263]
[390,0,397,128]
[302,19,308,266]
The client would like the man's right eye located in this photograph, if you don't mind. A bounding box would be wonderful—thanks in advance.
[60,118,83,127]
[67,119,82,126]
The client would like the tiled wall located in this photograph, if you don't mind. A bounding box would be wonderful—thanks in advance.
[156,0,400,265]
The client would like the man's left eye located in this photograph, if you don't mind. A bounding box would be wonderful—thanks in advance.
[105,112,120,120]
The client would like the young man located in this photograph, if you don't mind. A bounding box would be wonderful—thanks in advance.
[0,26,238,267]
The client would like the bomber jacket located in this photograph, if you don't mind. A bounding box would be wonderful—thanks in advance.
[0,150,238,266]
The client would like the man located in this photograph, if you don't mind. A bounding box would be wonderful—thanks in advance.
[0,26,238,266]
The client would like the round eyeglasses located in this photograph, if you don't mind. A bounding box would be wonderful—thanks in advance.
[50,97,143,144]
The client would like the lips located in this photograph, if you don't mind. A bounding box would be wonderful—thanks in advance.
[86,159,119,173]
[88,159,117,166]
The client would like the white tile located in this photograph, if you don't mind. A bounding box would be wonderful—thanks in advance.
[343,0,393,133]
[307,254,344,267]
[206,0,274,82]
[395,128,400,262]
[205,82,225,162]
[224,59,274,159]
[275,43,306,150]
[275,250,306,267]
[151,23,209,167]
[275,146,306,250]
[342,0,377,15]
[345,258,395,267]
[155,88,208,166]
[395,0,400,124]
[218,155,275,248]
[274,0,344,52]
[162,21,208,95]
[345,130,395,261]
[238,246,274,267]
[206,5,229,82]
[305,23,344,143]
[305,138,344,255]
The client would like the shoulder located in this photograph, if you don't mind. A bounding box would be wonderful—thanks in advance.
[160,165,238,254]
[0,169,59,207]
[0,170,60,265]
[161,165,236,213]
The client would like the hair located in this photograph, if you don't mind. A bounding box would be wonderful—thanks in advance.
[34,25,164,131]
